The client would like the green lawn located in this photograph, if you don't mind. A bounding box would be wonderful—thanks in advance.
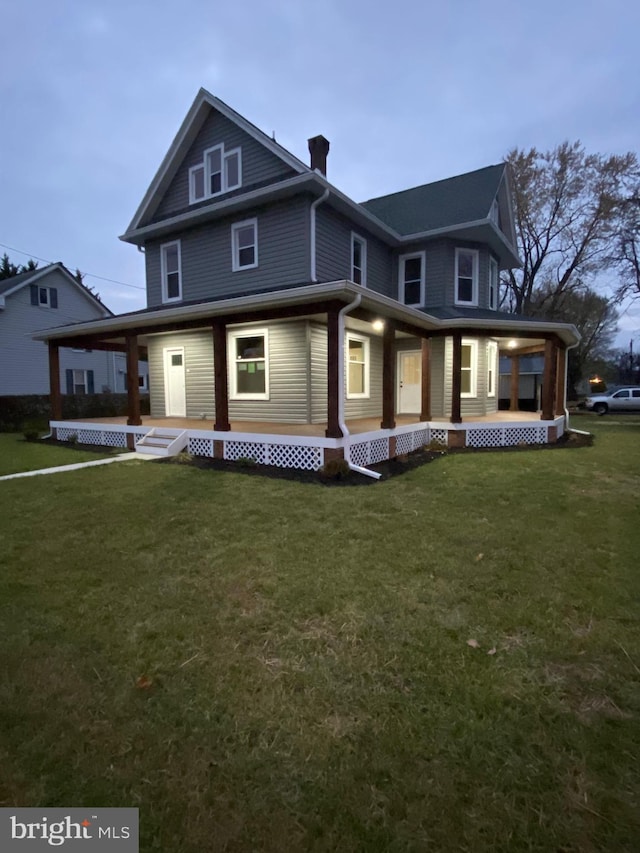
[0,415,638,852]
[0,433,120,476]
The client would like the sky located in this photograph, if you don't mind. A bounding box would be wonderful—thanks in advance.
[1,0,639,348]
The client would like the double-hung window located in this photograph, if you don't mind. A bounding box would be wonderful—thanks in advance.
[65,369,94,395]
[489,257,499,310]
[231,219,258,271]
[229,329,269,399]
[30,284,58,308]
[189,143,242,204]
[460,339,478,397]
[487,341,498,397]
[351,233,367,285]
[399,252,425,306]
[455,248,479,306]
[346,333,370,399]
[161,241,182,302]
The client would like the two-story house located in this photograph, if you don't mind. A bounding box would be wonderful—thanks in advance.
[35,89,579,473]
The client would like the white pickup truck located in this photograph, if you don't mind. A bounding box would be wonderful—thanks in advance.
[584,387,640,415]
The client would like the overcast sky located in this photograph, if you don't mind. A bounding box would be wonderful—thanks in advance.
[1,0,639,346]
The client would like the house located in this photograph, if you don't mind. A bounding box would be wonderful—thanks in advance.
[34,89,579,471]
[0,263,148,396]
[499,354,544,412]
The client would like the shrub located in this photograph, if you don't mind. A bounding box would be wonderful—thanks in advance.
[320,458,351,480]
[22,421,43,441]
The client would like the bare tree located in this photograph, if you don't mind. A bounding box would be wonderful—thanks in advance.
[504,142,639,314]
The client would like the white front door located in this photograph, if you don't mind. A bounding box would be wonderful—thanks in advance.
[164,347,186,417]
[398,350,421,413]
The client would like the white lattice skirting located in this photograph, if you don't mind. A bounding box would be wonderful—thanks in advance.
[55,427,128,448]
[466,425,548,448]
[224,440,323,471]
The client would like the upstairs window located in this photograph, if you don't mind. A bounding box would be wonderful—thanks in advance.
[399,252,425,306]
[231,219,258,271]
[189,143,242,204]
[489,257,499,310]
[161,241,182,303]
[455,248,479,306]
[30,285,58,308]
[346,333,370,398]
[351,233,367,286]
[229,329,269,399]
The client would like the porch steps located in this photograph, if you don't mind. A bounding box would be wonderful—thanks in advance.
[135,429,189,457]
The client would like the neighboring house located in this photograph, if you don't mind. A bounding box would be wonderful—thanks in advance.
[499,354,544,412]
[0,263,148,396]
[35,89,579,470]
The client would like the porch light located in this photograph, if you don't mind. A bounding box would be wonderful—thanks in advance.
[372,320,384,332]
[507,339,518,349]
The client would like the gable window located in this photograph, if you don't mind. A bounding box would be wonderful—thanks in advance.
[487,341,498,397]
[399,252,425,306]
[65,369,94,395]
[229,328,269,399]
[189,143,242,204]
[30,284,58,308]
[455,248,479,306]
[161,241,182,303]
[489,257,499,310]
[232,219,258,271]
[351,233,367,286]
[461,339,478,397]
[346,333,370,398]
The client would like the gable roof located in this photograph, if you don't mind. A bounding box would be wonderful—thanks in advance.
[361,164,507,235]
[126,88,311,234]
[0,263,113,315]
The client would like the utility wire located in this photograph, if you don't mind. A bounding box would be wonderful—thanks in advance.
[0,242,146,291]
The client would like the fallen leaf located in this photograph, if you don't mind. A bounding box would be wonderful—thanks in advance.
[466,639,480,648]
[135,675,153,690]
[475,553,484,562]
[487,648,497,656]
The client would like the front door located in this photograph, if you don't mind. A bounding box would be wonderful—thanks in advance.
[164,347,186,417]
[398,350,421,413]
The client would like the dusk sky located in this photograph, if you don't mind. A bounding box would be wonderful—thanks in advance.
[1,0,638,345]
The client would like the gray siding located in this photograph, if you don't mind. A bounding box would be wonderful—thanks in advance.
[147,331,215,419]
[430,337,446,418]
[152,110,297,223]
[145,197,310,308]
[310,323,328,423]
[442,336,498,418]
[0,269,114,395]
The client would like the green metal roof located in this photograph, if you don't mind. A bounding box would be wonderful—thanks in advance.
[361,164,506,235]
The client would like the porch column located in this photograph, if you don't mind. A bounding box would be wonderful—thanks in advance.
[541,338,558,421]
[381,321,396,429]
[325,305,343,438]
[509,355,520,411]
[212,320,230,431]
[451,332,462,424]
[48,342,62,420]
[555,347,567,415]
[420,337,431,421]
[126,333,142,426]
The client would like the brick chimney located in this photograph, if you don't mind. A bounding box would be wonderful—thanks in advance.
[308,135,330,176]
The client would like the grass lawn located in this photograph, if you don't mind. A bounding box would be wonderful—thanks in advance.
[0,434,121,477]
[0,414,638,852]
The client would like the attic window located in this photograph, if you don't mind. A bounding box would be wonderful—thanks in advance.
[189,144,242,204]
[30,284,58,309]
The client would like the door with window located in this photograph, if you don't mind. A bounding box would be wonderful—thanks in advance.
[398,351,421,413]
[163,347,186,417]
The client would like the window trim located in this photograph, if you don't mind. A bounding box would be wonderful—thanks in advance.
[188,143,243,204]
[161,240,182,303]
[489,257,499,311]
[228,327,270,401]
[351,232,367,286]
[487,340,498,398]
[398,251,426,307]
[460,338,478,398]
[454,248,479,307]
[345,332,370,400]
[231,218,258,272]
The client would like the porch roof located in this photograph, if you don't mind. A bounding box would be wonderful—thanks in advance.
[32,280,580,347]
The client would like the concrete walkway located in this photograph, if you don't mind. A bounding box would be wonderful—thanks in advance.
[0,452,157,482]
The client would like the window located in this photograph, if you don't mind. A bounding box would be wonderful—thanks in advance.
[455,248,479,306]
[189,143,242,204]
[633,390,640,399]
[489,257,499,310]
[460,339,478,397]
[65,369,94,395]
[351,233,367,285]
[346,333,370,398]
[30,284,58,308]
[232,219,258,271]
[487,341,498,397]
[161,241,182,302]
[612,390,630,398]
[399,252,425,306]
[138,374,148,391]
[229,329,269,399]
